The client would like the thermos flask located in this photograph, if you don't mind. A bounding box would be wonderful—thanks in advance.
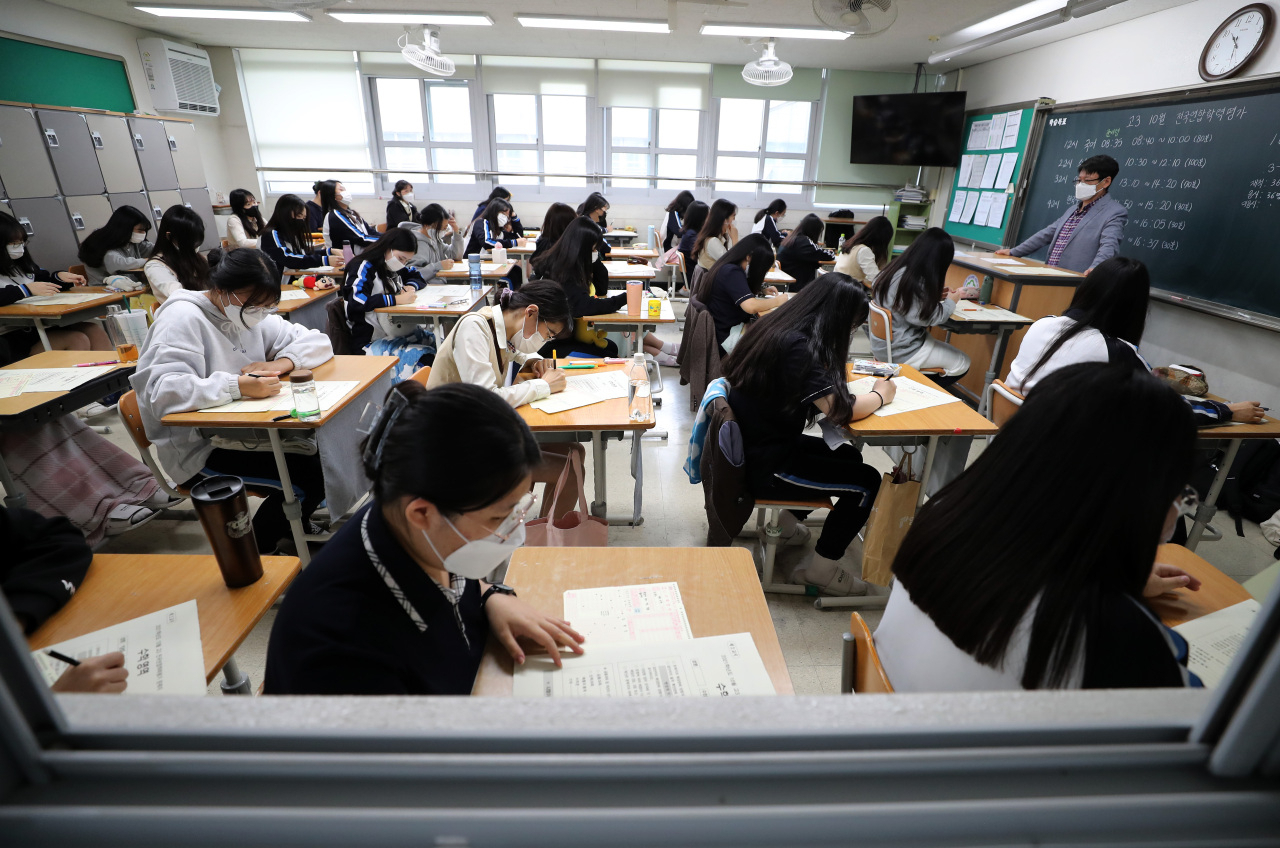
[190,475,264,588]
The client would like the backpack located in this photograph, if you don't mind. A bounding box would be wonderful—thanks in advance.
[1220,438,1280,531]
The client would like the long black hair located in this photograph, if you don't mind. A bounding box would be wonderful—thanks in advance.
[843,215,893,267]
[352,227,417,272]
[779,213,823,251]
[871,226,953,320]
[697,232,773,302]
[577,192,609,225]
[486,186,512,204]
[148,205,209,291]
[537,202,576,247]
[692,199,737,262]
[723,272,868,428]
[1023,257,1150,385]
[754,198,787,224]
[315,179,339,213]
[478,198,514,233]
[78,205,152,267]
[205,246,282,318]
[665,190,695,215]
[497,279,571,326]
[392,179,413,200]
[230,188,265,238]
[680,201,709,236]
[418,203,449,228]
[263,194,311,253]
[895,363,1195,689]
[0,213,39,278]
[532,216,599,291]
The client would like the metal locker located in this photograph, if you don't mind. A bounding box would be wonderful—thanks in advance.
[180,188,219,250]
[164,122,207,189]
[126,117,179,191]
[85,114,144,194]
[0,199,11,219]
[36,110,107,197]
[108,191,151,217]
[64,195,114,244]
[147,190,185,228]
[0,106,60,199]
[9,197,81,272]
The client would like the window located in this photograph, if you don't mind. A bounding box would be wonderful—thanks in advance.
[490,93,589,188]
[605,107,702,192]
[714,97,815,197]
[369,77,476,188]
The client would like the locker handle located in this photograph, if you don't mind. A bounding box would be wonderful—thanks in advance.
[71,214,86,230]
[183,203,192,209]
[168,136,178,151]
[91,131,104,149]
[134,134,146,150]
[152,206,163,221]
[18,218,34,236]
[44,129,59,148]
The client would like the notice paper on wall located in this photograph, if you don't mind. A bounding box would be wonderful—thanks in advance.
[986,113,1008,150]
[986,192,1010,229]
[529,369,629,414]
[979,155,1003,189]
[1173,599,1260,688]
[996,152,1020,189]
[562,582,693,646]
[972,193,996,228]
[4,366,117,394]
[956,156,976,188]
[18,292,109,306]
[966,119,991,150]
[849,375,961,417]
[959,192,981,224]
[1001,110,1022,147]
[199,380,359,414]
[965,154,987,189]
[512,632,776,698]
[30,600,206,695]
[948,191,969,223]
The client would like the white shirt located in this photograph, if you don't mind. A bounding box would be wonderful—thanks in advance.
[452,310,550,409]
[834,244,880,284]
[1005,315,1146,394]
[226,215,260,249]
[143,259,184,303]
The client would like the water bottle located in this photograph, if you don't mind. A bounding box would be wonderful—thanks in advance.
[978,274,994,305]
[626,353,650,422]
[189,476,263,588]
[468,253,482,296]
[647,224,656,250]
[289,369,321,421]
[838,234,846,252]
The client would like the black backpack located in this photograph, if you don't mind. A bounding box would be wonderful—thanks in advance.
[1220,438,1280,529]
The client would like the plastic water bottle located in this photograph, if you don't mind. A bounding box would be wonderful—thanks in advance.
[647,224,656,250]
[838,234,846,252]
[626,353,650,422]
[468,253,482,297]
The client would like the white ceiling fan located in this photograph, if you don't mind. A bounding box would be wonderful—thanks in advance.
[741,39,793,87]
[812,0,899,37]
[399,26,456,77]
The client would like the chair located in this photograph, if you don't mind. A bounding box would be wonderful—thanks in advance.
[409,365,431,385]
[67,263,87,278]
[376,223,387,233]
[755,498,833,596]
[866,301,944,377]
[984,378,1024,428]
[840,612,894,693]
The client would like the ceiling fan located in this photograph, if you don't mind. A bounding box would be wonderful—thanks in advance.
[812,0,899,37]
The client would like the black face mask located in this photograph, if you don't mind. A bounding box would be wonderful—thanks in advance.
[598,214,608,230]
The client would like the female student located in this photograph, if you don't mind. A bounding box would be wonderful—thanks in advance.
[132,247,332,553]
[869,227,975,385]
[662,190,695,251]
[750,198,787,248]
[399,202,462,283]
[465,198,525,289]
[696,233,781,354]
[874,363,1206,690]
[676,200,709,274]
[341,228,425,351]
[322,180,379,252]
[691,199,739,292]
[0,213,104,358]
[577,192,613,264]
[834,215,893,285]
[144,205,208,303]
[529,202,575,267]
[470,186,524,236]
[226,188,265,249]
[260,194,343,278]
[777,213,835,291]
[723,273,888,596]
[385,180,418,230]
[305,180,332,232]
[77,205,153,285]
[263,380,584,695]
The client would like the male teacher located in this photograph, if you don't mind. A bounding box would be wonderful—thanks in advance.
[997,154,1126,272]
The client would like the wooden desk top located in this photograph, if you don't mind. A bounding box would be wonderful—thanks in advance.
[0,350,134,418]
[946,303,1033,325]
[1195,402,1280,440]
[162,355,395,429]
[517,360,655,433]
[437,262,513,279]
[950,252,1085,284]
[608,247,659,260]
[0,286,122,317]
[589,299,677,326]
[29,554,300,685]
[603,261,656,280]
[282,266,343,277]
[376,285,492,317]
[276,286,337,314]
[1146,544,1252,628]
[765,268,795,284]
[471,547,793,696]
[603,230,638,240]
[844,364,999,437]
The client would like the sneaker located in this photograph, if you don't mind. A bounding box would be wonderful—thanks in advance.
[140,491,184,510]
[792,556,870,597]
[104,503,160,536]
[758,523,811,548]
[80,402,115,419]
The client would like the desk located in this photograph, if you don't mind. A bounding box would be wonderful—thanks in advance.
[1186,411,1280,552]
[29,553,299,694]
[277,286,337,333]
[0,350,136,509]
[603,229,638,245]
[0,287,123,351]
[436,262,513,280]
[587,298,677,358]
[518,360,654,526]
[942,302,1032,415]
[607,246,658,261]
[471,547,792,696]
[602,260,655,282]
[162,355,396,565]
[1147,544,1253,627]
[765,268,795,286]
[374,283,492,340]
[282,266,343,278]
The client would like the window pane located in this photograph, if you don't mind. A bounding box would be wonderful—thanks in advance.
[766,101,811,154]
[544,150,586,187]
[375,78,423,142]
[543,95,587,147]
[763,158,805,194]
[493,94,538,145]
[658,109,699,150]
[717,99,764,153]
[427,85,472,143]
[432,148,475,184]
[611,152,650,189]
[656,153,697,191]
[611,107,651,148]
[384,146,427,185]
[715,154,758,192]
[496,149,539,185]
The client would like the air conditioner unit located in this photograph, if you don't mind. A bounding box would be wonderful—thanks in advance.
[137,38,220,116]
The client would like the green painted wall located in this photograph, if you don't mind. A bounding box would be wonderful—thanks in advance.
[0,36,135,113]
[814,69,917,206]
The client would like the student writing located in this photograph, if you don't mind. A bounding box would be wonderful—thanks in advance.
[226,188,264,249]
[465,197,526,289]
[662,190,694,251]
[833,215,893,286]
[777,213,835,291]
[77,205,153,285]
[750,198,787,249]
[385,179,418,229]
[399,203,462,284]
[470,186,525,236]
[322,181,379,251]
[340,228,425,351]
[144,205,209,303]
[696,232,782,355]
[260,194,344,279]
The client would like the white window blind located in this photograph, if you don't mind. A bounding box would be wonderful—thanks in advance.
[597,60,711,110]
[481,56,595,96]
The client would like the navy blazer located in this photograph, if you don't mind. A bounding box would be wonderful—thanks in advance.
[1010,193,1128,272]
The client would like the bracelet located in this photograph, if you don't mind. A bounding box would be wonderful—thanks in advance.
[870,389,886,409]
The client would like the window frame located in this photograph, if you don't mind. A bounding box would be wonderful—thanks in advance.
[603,106,704,198]
[486,92,599,198]
[711,96,821,204]
[366,75,479,193]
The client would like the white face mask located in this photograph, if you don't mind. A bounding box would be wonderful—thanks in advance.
[497,213,510,228]
[401,193,415,203]
[385,254,406,272]
[421,515,526,580]
[337,189,352,203]
[6,244,25,259]
[1075,181,1099,201]
[223,292,272,330]
[130,231,147,244]
[513,311,547,354]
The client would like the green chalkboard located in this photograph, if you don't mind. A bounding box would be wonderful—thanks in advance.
[1016,82,1280,323]
[944,106,1035,246]
[0,37,136,113]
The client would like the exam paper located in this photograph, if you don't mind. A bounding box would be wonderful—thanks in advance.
[982,257,1023,266]
[4,366,116,394]
[1001,110,1022,147]
[562,582,694,646]
[954,300,1028,322]
[995,152,1019,188]
[987,113,1008,150]
[972,193,996,228]
[1173,600,1260,688]
[18,292,108,306]
[529,369,629,414]
[849,376,961,417]
[948,191,969,223]
[1006,266,1079,277]
[417,284,476,300]
[278,289,310,301]
[966,119,991,150]
[979,154,1003,189]
[199,380,359,414]
[0,372,33,398]
[956,156,976,188]
[986,192,1010,229]
[959,192,981,224]
[966,154,988,189]
[31,600,206,695]
[512,632,775,698]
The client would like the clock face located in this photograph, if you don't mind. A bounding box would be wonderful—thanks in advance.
[1203,6,1271,78]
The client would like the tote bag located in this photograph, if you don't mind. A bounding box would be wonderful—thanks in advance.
[524,450,608,547]
[861,450,921,587]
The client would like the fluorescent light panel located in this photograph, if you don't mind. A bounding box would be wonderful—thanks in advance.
[133,5,309,21]
[946,0,1066,42]
[329,12,493,25]
[516,16,671,34]
[700,24,849,40]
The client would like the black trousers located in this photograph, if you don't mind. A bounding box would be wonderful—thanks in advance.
[195,449,327,552]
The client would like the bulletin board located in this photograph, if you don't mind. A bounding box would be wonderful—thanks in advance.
[0,36,136,114]
[943,104,1037,247]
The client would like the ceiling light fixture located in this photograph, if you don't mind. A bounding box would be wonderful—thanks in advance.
[329,11,493,25]
[515,15,671,34]
[133,4,310,20]
[700,23,850,40]
[929,0,1127,64]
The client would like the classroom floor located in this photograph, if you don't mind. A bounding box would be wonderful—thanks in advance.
[87,317,1279,697]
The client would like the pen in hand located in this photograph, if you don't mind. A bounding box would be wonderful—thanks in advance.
[45,649,81,667]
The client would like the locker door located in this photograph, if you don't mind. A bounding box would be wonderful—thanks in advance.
[180,188,219,250]
[64,195,114,244]
[0,199,12,219]
[147,190,185,227]
[9,197,80,271]
[127,117,179,191]
[36,110,106,197]
[164,122,206,189]
[0,106,59,199]
[86,114,144,194]
[109,191,151,217]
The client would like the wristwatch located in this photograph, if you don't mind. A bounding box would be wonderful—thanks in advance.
[480,583,517,607]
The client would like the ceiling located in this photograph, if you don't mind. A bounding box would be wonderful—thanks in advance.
[45,0,1194,72]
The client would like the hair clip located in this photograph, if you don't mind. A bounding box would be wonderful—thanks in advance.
[358,390,409,473]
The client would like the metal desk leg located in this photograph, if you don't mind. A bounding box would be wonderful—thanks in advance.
[916,435,939,509]
[432,317,443,344]
[618,326,635,358]
[0,454,27,509]
[607,430,644,527]
[267,429,311,566]
[590,431,607,518]
[1187,439,1240,552]
[978,327,1013,418]
[219,656,252,695]
[33,318,52,352]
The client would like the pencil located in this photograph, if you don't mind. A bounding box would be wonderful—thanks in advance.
[552,350,557,369]
[74,360,121,367]
[45,649,80,667]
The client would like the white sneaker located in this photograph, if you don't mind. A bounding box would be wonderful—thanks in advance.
[104,504,160,536]
[80,402,115,419]
[792,552,869,597]
[758,523,811,548]
[141,491,184,509]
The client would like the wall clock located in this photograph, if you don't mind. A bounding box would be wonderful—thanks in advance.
[1200,4,1273,81]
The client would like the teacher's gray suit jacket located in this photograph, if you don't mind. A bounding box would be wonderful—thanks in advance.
[1009,193,1128,272]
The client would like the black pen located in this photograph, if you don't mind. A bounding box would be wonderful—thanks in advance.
[272,413,294,422]
[45,649,80,667]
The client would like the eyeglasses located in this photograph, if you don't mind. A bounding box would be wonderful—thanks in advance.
[1174,485,1200,517]
[1073,176,1103,185]
[458,491,537,541]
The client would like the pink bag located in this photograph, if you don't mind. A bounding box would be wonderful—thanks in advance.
[524,450,609,547]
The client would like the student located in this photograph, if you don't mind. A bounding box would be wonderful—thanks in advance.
[676,200,709,275]
[322,180,379,251]
[399,203,462,283]
[692,199,739,292]
[662,190,695,251]
[723,273,887,596]
[529,202,576,267]
[260,193,343,279]
[305,180,332,232]
[341,228,425,351]
[263,381,585,696]
[696,232,781,354]
[144,205,209,303]
[132,247,332,553]
[78,205,153,285]
[869,227,975,386]
[470,186,524,236]
[777,213,835,291]
[577,192,613,265]
[385,180,418,230]
[0,213,105,358]
[875,363,1206,691]
[226,188,265,249]
[750,198,787,248]
[465,198,525,289]
[834,215,893,286]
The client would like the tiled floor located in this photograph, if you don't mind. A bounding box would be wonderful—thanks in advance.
[77,319,1279,697]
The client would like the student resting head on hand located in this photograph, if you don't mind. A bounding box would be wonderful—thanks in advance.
[77,204,153,285]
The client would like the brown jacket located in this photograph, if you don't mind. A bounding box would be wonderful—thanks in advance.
[700,396,754,546]
[676,295,722,413]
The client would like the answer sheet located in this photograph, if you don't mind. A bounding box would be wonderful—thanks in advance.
[199,380,359,414]
[849,376,961,417]
[4,365,117,394]
[1173,600,1261,688]
[17,292,109,306]
[563,582,694,646]
[0,372,33,398]
[954,300,1029,323]
[277,289,310,301]
[529,369,629,414]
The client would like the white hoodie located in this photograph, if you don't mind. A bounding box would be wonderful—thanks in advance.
[130,288,333,483]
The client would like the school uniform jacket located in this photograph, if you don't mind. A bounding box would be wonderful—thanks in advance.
[661,209,683,251]
[341,259,425,350]
[325,208,380,251]
[465,219,520,255]
[261,228,329,278]
[1010,193,1128,272]
[751,214,783,248]
[386,198,417,229]
[778,235,835,289]
[471,202,525,236]
[305,200,326,232]
[0,266,70,307]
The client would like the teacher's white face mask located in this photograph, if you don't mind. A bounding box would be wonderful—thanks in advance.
[1075,181,1099,201]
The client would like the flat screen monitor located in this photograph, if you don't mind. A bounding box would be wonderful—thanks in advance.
[849,92,967,168]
